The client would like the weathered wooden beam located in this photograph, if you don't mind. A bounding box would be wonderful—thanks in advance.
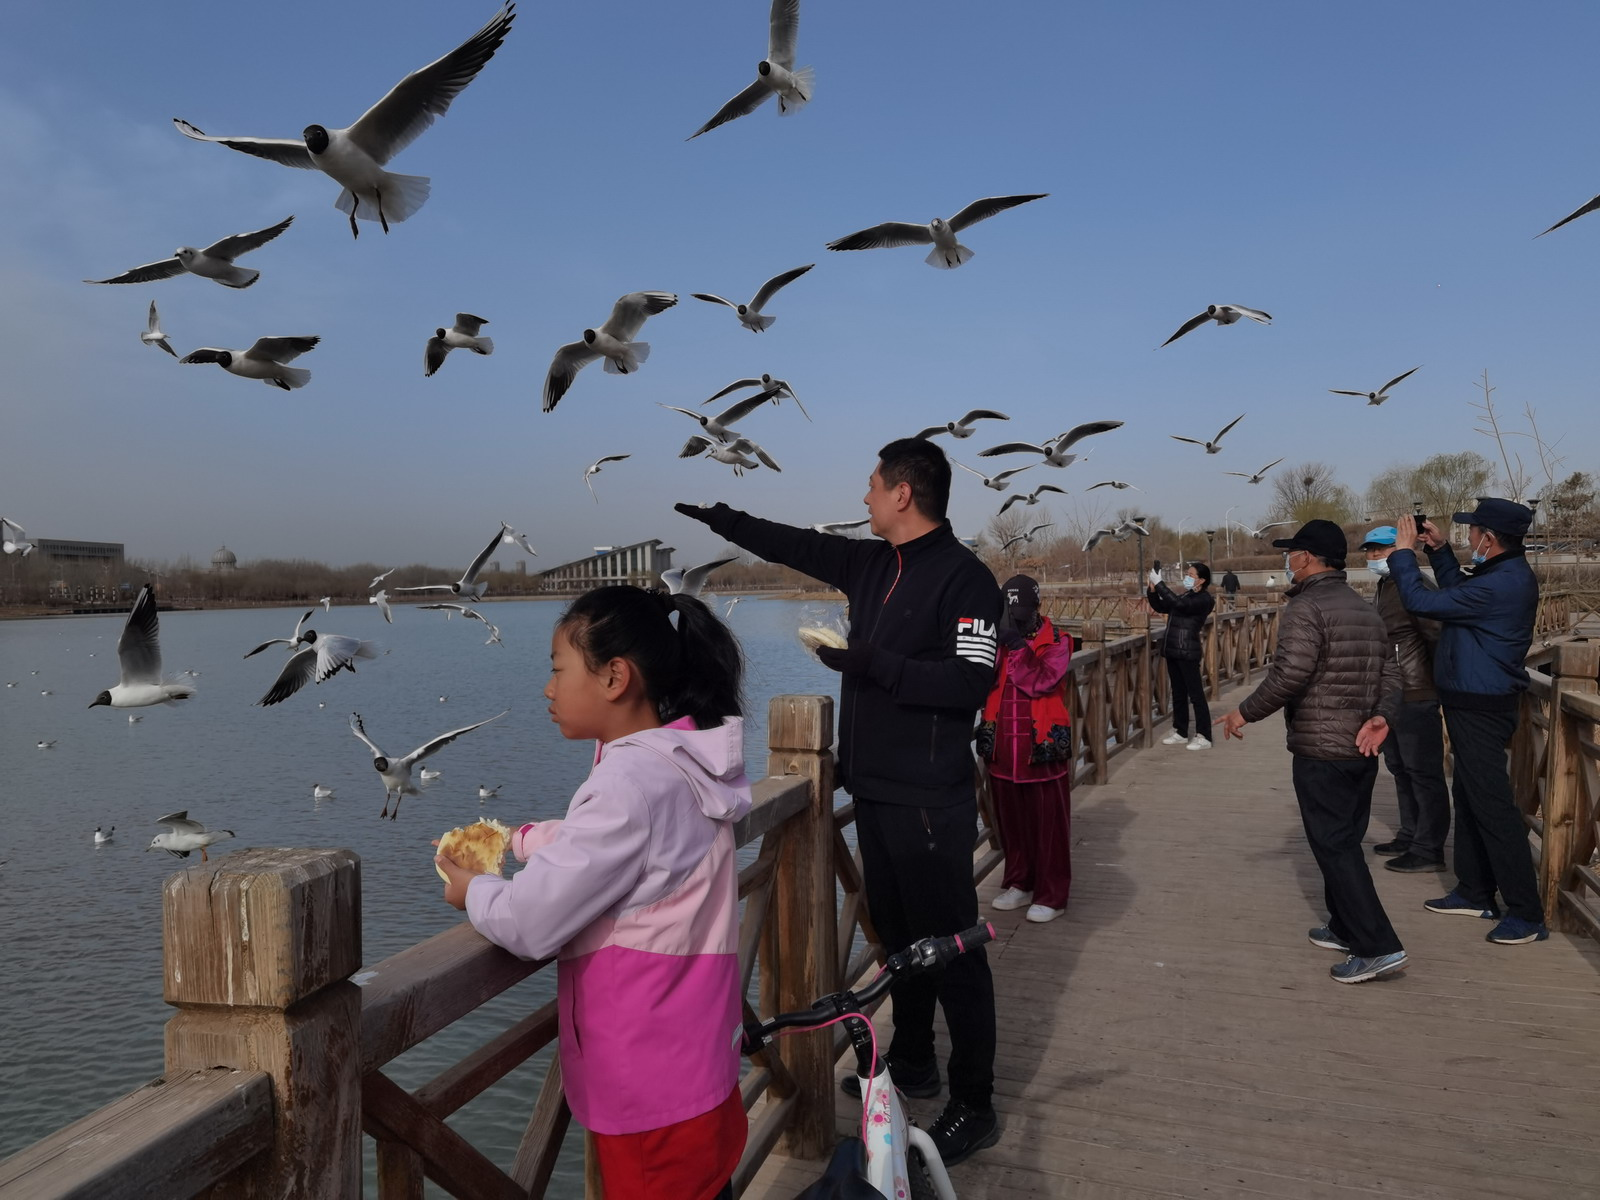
[508,1051,573,1195]
[360,1071,525,1200]
[1542,639,1600,933]
[0,1068,271,1200]
[735,776,812,847]
[413,1000,559,1119]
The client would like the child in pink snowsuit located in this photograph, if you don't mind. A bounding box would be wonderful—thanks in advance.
[437,585,750,1200]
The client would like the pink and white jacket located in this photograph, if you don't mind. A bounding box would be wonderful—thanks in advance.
[465,717,752,1135]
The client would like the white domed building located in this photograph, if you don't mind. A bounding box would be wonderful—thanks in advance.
[211,545,238,573]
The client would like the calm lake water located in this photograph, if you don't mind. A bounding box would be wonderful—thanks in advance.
[0,596,839,1193]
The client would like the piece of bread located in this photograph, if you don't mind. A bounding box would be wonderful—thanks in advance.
[435,818,512,882]
[798,625,848,652]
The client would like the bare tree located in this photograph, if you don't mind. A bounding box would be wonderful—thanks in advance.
[1266,461,1359,526]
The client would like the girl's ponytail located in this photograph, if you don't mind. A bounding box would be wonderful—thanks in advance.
[665,592,744,728]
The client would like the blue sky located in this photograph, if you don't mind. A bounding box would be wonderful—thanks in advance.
[4,1,1597,569]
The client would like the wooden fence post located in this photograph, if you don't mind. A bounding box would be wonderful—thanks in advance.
[163,848,363,1199]
[1542,640,1600,932]
[1136,616,1155,749]
[765,695,838,1159]
[1204,615,1221,700]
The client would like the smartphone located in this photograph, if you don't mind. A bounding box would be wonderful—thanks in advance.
[1412,505,1427,529]
[1152,559,1162,572]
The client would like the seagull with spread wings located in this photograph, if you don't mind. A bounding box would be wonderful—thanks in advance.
[660,390,785,444]
[88,585,195,710]
[1234,520,1293,541]
[583,454,631,502]
[1085,480,1141,492]
[1171,414,1245,455]
[810,518,870,534]
[1001,523,1054,553]
[393,524,506,600]
[543,291,677,412]
[826,194,1048,269]
[349,710,507,819]
[681,435,781,476]
[916,409,1009,440]
[180,336,319,390]
[173,5,515,238]
[425,314,493,376]
[998,482,1068,514]
[242,610,315,659]
[693,265,812,332]
[1538,189,1600,238]
[141,302,177,357]
[255,631,377,707]
[1160,304,1272,348]
[701,373,808,420]
[86,216,293,288]
[2,517,35,557]
[148,813,233,861]
[1223,457,1284,484]
[1328,366,1421,406]
[978,419,1124,468]
[952,460,1035,492]
[662,557,736,597]
[688,0,812,139]
[417,603,501,645]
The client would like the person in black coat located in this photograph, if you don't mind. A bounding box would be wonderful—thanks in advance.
[1147,561,1217,748]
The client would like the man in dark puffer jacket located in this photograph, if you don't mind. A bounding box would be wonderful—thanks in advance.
[1220,520,1405,985]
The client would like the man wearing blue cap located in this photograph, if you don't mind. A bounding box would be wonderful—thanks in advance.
[1360,526,1448,873]
[1389,500,1545,945]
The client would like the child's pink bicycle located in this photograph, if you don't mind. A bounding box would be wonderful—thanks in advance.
[741,921,997,1200]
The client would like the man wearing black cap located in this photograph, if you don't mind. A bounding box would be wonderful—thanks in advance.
[1387,500,1545,945]
[1219,519,1407,984]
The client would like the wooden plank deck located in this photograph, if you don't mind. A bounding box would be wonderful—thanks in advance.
[747,682,1600,1199]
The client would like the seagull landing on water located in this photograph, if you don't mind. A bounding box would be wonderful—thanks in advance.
[351,710,506,819]
[811,518,870,535]
[89,585,195,710]
[1329,366,1421,406]
[173,6,515,239]
[1223,457,1284,485]
[702,374,808,420]
[692,265,813,332]
[688,0,812,139]
[1001,523,1054,553]
[583,455,631,502]
[978,419,1124,469]
[998,483,1068,515]
[417,603,501,645]
[952,460,1035,492]
[141,302,177,357]
[916,410,1009,440]
[543,292,677,412]
[1161,305,1272,348]
[662,557,735,598]
[86,216,294,289]
[94,826,114,844]
[3,517,37,557]
[181,336,319,390]
[827,194,1048,269]
[681,435,781,476]
[425,314,493,376]
[1171,415,1244,455]
[148,812,234,861]
[393,524,507,601]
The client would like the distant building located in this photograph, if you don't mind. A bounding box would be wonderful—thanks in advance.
[211,545,238,572]
[512,560,527,575]
[537,539,674,592]
[35,538,124,570]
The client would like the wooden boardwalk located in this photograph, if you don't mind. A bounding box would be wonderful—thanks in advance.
[749,681,1600,1199]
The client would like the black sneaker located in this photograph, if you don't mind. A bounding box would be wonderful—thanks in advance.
[1372,839,1410,857]
[926,1099,999,1167]
[1384,851,1446,873]
[840,1057,940,1099]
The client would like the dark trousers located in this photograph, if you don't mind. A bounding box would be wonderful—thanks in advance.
[1442,706,1544,923]
[855,796,997,1108]
[1380,697,1451,860]
[1292,756,1404,958]
[1166,656,1211,740]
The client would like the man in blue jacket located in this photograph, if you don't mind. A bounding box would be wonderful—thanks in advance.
[676,437,1003,1165]
[1387,500,1545,945]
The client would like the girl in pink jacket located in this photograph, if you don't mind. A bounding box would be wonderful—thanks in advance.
[437,585,751,1200]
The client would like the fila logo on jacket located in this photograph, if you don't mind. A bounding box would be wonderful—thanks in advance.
[957,617,998,668]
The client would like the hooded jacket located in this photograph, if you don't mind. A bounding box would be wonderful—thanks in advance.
[1386,544,1537,709]
[694,506,1000,806]
[465,718,752,1136]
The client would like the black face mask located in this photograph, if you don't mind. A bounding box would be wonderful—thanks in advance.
[1006,601,1040,631]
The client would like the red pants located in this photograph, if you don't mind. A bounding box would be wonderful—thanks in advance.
[991,773,1073,909]
[591,1085,745,1200]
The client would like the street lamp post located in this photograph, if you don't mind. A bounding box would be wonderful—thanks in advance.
[1176,518,1190,568]
[1224,505,1238,557]
[1206,528,1216,563]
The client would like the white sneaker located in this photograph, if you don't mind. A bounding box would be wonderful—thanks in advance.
[1161,730,1189,746]
[991,887,1033,912]
[1025,904,1063,923]
[1187,735,1212,751]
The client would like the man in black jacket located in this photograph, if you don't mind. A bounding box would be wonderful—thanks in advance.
[676,437,1003,1165]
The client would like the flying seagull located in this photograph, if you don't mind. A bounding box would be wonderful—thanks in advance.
[827,194,1047,269]
[916,410,1009,440]
[978,419,1124,468]
[173,5,516,238]
[318,597,332,612]
[1001,523,1054,553]
[681,435,781,476]
[1083,518,1150,552]
[702,373,808,420]
[1328,366,1421,406]
[688,0,812,139]
[1161,304,1272,348]
[256,633,378,707]
[1086,480,1141,492]
[89,585,195,710]
[147,812,234,861]
[349,709,507,818]
[139,302,178,357]
[243,610,315,658]
[662,556,736,597]
[393,523,506,600]
[543,291,677,412]
[1171,414,1245,454]
[692,264,812,332]
[1537,190,1600,238]
[181,336,319,390]
[500,524,537,556]
[659,390,784,443]
[425,313,493,376]
[1,517,34,557]
[811,518,870,534]
[86,216,294,289]
[369,568,395,589]
[952,460,1035,492]
[1223,457,1284,484]
[1234,520,1293,541]
[997,482,1068,514]
[417,603,501,645]
[583,454,631,502]
[369,590,393,623]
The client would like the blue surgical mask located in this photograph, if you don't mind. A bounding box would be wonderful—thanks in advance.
[1470,533,1489,565]
[1181,576,1196,591]
[1283,554,1295,583]
[1368,557,1391,579]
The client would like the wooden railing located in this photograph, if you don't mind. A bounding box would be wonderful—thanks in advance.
[1534,588,1600,640]
[1509,639,1600,939]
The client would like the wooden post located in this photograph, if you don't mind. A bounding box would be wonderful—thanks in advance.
[1081,617,1106,646]
[765,695,838,1159]
[163,848,363,1199]
[1135,612,1155,748]
[1542,640,1600,932]
[1204,614,1221,700]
